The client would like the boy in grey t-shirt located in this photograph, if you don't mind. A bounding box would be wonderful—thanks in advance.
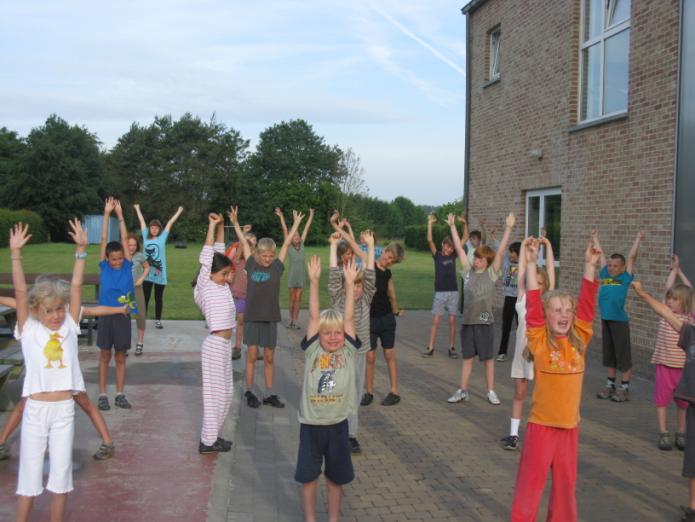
[296,256,369,520]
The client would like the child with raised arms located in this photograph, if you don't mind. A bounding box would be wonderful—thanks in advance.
[296,255,369,522]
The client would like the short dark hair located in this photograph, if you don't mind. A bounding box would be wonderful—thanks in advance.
[442,236,454,248]
[211,252,232,274]
[509,242,521,256]
[469,230,482,241]
[609,253,626,264]
[105,241,124,256]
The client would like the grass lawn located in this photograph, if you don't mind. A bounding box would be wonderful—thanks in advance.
[0,243,438,319]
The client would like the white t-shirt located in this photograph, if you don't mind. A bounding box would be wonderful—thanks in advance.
[16,314,86,397]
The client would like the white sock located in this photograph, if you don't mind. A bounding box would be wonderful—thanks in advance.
[510,418,521,437]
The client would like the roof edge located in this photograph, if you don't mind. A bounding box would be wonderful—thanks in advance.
[461,0,489,15]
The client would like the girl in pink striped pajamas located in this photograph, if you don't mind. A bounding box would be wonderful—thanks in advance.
[194,213,236,454]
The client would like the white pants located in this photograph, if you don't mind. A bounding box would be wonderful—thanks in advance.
[201,335,233,446]
[348,352,366,437]
[16,398,75,496]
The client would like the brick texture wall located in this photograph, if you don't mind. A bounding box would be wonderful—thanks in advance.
[466,0,681,375]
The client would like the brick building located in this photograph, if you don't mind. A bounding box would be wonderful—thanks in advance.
[460,0,695,373]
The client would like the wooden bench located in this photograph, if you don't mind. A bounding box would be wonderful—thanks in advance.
[0,364,13,391]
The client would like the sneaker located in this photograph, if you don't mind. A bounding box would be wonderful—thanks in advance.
[292,323,302,330]
[135,343,144,356]
[448,348,459,359]
[0,442,9,460]
[216,437,233,451]
[496,353,507,362]
[658,431,673,451]
[245,391,261,408]
[155,320,163,329]
[98,395,110,411]
[114,394,132,409]
[348,437,362,454]
[422,348,434,358]
[93,442,115,460]
[263,394,285,408]
[381,392,401,406]
[360,393,373,406]
[502,435,519,451]
[447,389,469,403]
[199,439,232,454]
[487,390,501,405]
[611,388,630,402]
[676,432,686,451]
[681,506,695,522]
[231,347,242,360]
[596,386,616,400]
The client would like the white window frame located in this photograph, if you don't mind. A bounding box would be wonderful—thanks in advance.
[578,0,631,122]
[489,27,501,81]
[525,188,561,268]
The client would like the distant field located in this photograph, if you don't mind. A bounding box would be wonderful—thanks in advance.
[0,243,438,319]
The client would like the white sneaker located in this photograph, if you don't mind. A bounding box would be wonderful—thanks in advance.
[487,390,501,405]
[447,389,469,403]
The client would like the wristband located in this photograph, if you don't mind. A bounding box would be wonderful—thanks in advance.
[75,252,88,260]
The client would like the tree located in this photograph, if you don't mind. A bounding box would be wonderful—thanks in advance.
[9,115,104,241]
[0,128,28,206]
[391,196,426,227]
[336,147,368,217]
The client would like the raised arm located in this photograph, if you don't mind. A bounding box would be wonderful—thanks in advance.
[626,230,645,275]
[426,213,437,256]
[342,258,357,339]
[133,203,147,231]
[591,229,607,268]
[363,229,375,270]
[306,255,321,339]
[342,219,356,242]
[275,207,289,241]
[540,235,556,291]
[584,238,601,283]
[278,211,304,263]
[300,208,315,243]
[334,222,366,264]
[666,255,680,293]
[478,217,487,245]
[114,200,131,260]
[633,280,685,332]
[9,223,31,332]
[329,232,341,268]
[205,213,223,246]
[457,213,470,246]
[68,219,88,322]
[101,197,116,260]
[228,206,251,260]
[448,213,469,271]
[165,206,184,232]
[516,238,528,299]
[492,213,515,274]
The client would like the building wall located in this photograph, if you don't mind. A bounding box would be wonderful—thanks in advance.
[466,0,681,373]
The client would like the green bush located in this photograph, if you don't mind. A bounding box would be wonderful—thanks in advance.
[404,224,452,251]
[0,208,49,245]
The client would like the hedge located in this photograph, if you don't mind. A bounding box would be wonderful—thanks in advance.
[404,224,453,251]
[0,209,49,245]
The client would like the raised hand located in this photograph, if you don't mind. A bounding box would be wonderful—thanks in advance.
[68,219,88,248]
[330,210,340,223]
[104,197,116,214]
[672,254,681,270]
[505,213,516,229]
[362,229,374,246]
[446,213,456,227]
[133,203,140,211]
[274,207,282,217]
[242,224,252,233]
[631,280,645,294]
[343,258,358,285]
[292,210,306,223]
[329,232,342,245]
[307,255,321,281]
[525,237,539,263]
[637,230,646,241]
[227,206,239,224]
[309,208,315,218]
[428,213,437,225]
[9,222,31,250]
[208,213,223,225]
[585,240,602,266]
[457,213,467,225]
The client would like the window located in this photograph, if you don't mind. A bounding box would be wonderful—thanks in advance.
[489,27,501,80]
[579,0,630,121]
[526,189,561,267]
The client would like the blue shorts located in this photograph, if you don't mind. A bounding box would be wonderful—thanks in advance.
[294,420,353,485]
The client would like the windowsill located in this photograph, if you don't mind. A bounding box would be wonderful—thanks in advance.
[567,111,628,133]
[483,76,500,89]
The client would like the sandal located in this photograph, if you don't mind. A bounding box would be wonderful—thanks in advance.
[135,343,144,356]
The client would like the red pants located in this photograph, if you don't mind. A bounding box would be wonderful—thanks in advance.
[511,422,579,522]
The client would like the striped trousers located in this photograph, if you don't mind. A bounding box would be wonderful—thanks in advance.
[201,334,233,446]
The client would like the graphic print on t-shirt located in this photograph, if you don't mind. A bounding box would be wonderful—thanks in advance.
[600,276,625,287]
[145,243,163,275]
[250,271,271,283]
[44,332,66,369]
[312,352,346,402]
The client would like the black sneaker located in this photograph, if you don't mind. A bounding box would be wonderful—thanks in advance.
[448,348,459,359]
[114,394,132,409]
[682,506,695,522]
[98,395,110,411]
[360,393,373,406]
[245,391,261,408]
[93,442,115,460]
[502,435,519,451]
[381,392,401,406]
[199,439,231,454]
[231,347,242,360]
[422,348,434,358]
[348,437,362,454]
[263,394,285,408]
[216,437,233,451]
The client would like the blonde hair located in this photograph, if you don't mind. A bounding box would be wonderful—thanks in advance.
[542,290,587,355]
[256,237,276,252]
[28,276,70,315]
[666,284,693,314]
[319,308,344,332]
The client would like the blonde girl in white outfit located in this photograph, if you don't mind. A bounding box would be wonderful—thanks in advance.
[12,220,89,522]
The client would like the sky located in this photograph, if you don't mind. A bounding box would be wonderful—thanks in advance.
[0,1,468,207]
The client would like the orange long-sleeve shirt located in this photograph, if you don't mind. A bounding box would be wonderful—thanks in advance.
[526,277,599,429]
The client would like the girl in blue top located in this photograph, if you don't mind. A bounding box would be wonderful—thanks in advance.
[133,203,184,329]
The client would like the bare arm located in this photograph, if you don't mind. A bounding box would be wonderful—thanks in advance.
[426,214,437,256]
[136,261,150,287]
[584,239,601,283]
[458,213,470,246]
[68,219,89,322]
[492,213,515,274]
[666,255,680,293]
[0,296,16,308]
[633,281,684,332]
[516,238,528,300]
[329,232,340,268]
[680,269,693,289]
[448,213,469,271]
[83,304,129,317]
[165,206,184,232]
[204,213,223,246]
[9,223,31,332]
[114,200,131,261]
[133,203,147,231]
[274,208,289,241]
[525,239,540,292]
[335,225,367,264]
[306,256,321,339]
[101,197,115,260]
[300,208,315,243]
[278,211,304,264]
[228,206,251,260]
[478,217,487,245]
[591,229,607,268]
[342,259,357,339]
[363,230,375,270]
[387,278,402,316]
[626,230,645,275]
[540,236,556,291]
[343,220,356,242]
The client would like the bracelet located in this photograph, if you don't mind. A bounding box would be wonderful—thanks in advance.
[75,252,88,260]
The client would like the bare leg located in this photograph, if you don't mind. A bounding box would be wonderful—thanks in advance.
[459,358,474,390]
[365,351,376,394]
[326,479,343,522]
[263,348,275,391]
[607,367,617,379]
[484,359,495,391]
[301,480,318,522]
[98,349,112,395]
[656,406,667,433]
[73,393,113,444]
[114,351,127,394]
[137,327,145,344]
[427,315,441,351]
[245,345,258,390]
[622,369,633,382]
[678,407,687,433]
[511,379,528,421]
[383,348,398,394]
[16,496,33,522]
[0,398,25,444]
[293,288,304,322]
[50,493,67,522]
[447,314,457,348]
[235,313,245,348]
